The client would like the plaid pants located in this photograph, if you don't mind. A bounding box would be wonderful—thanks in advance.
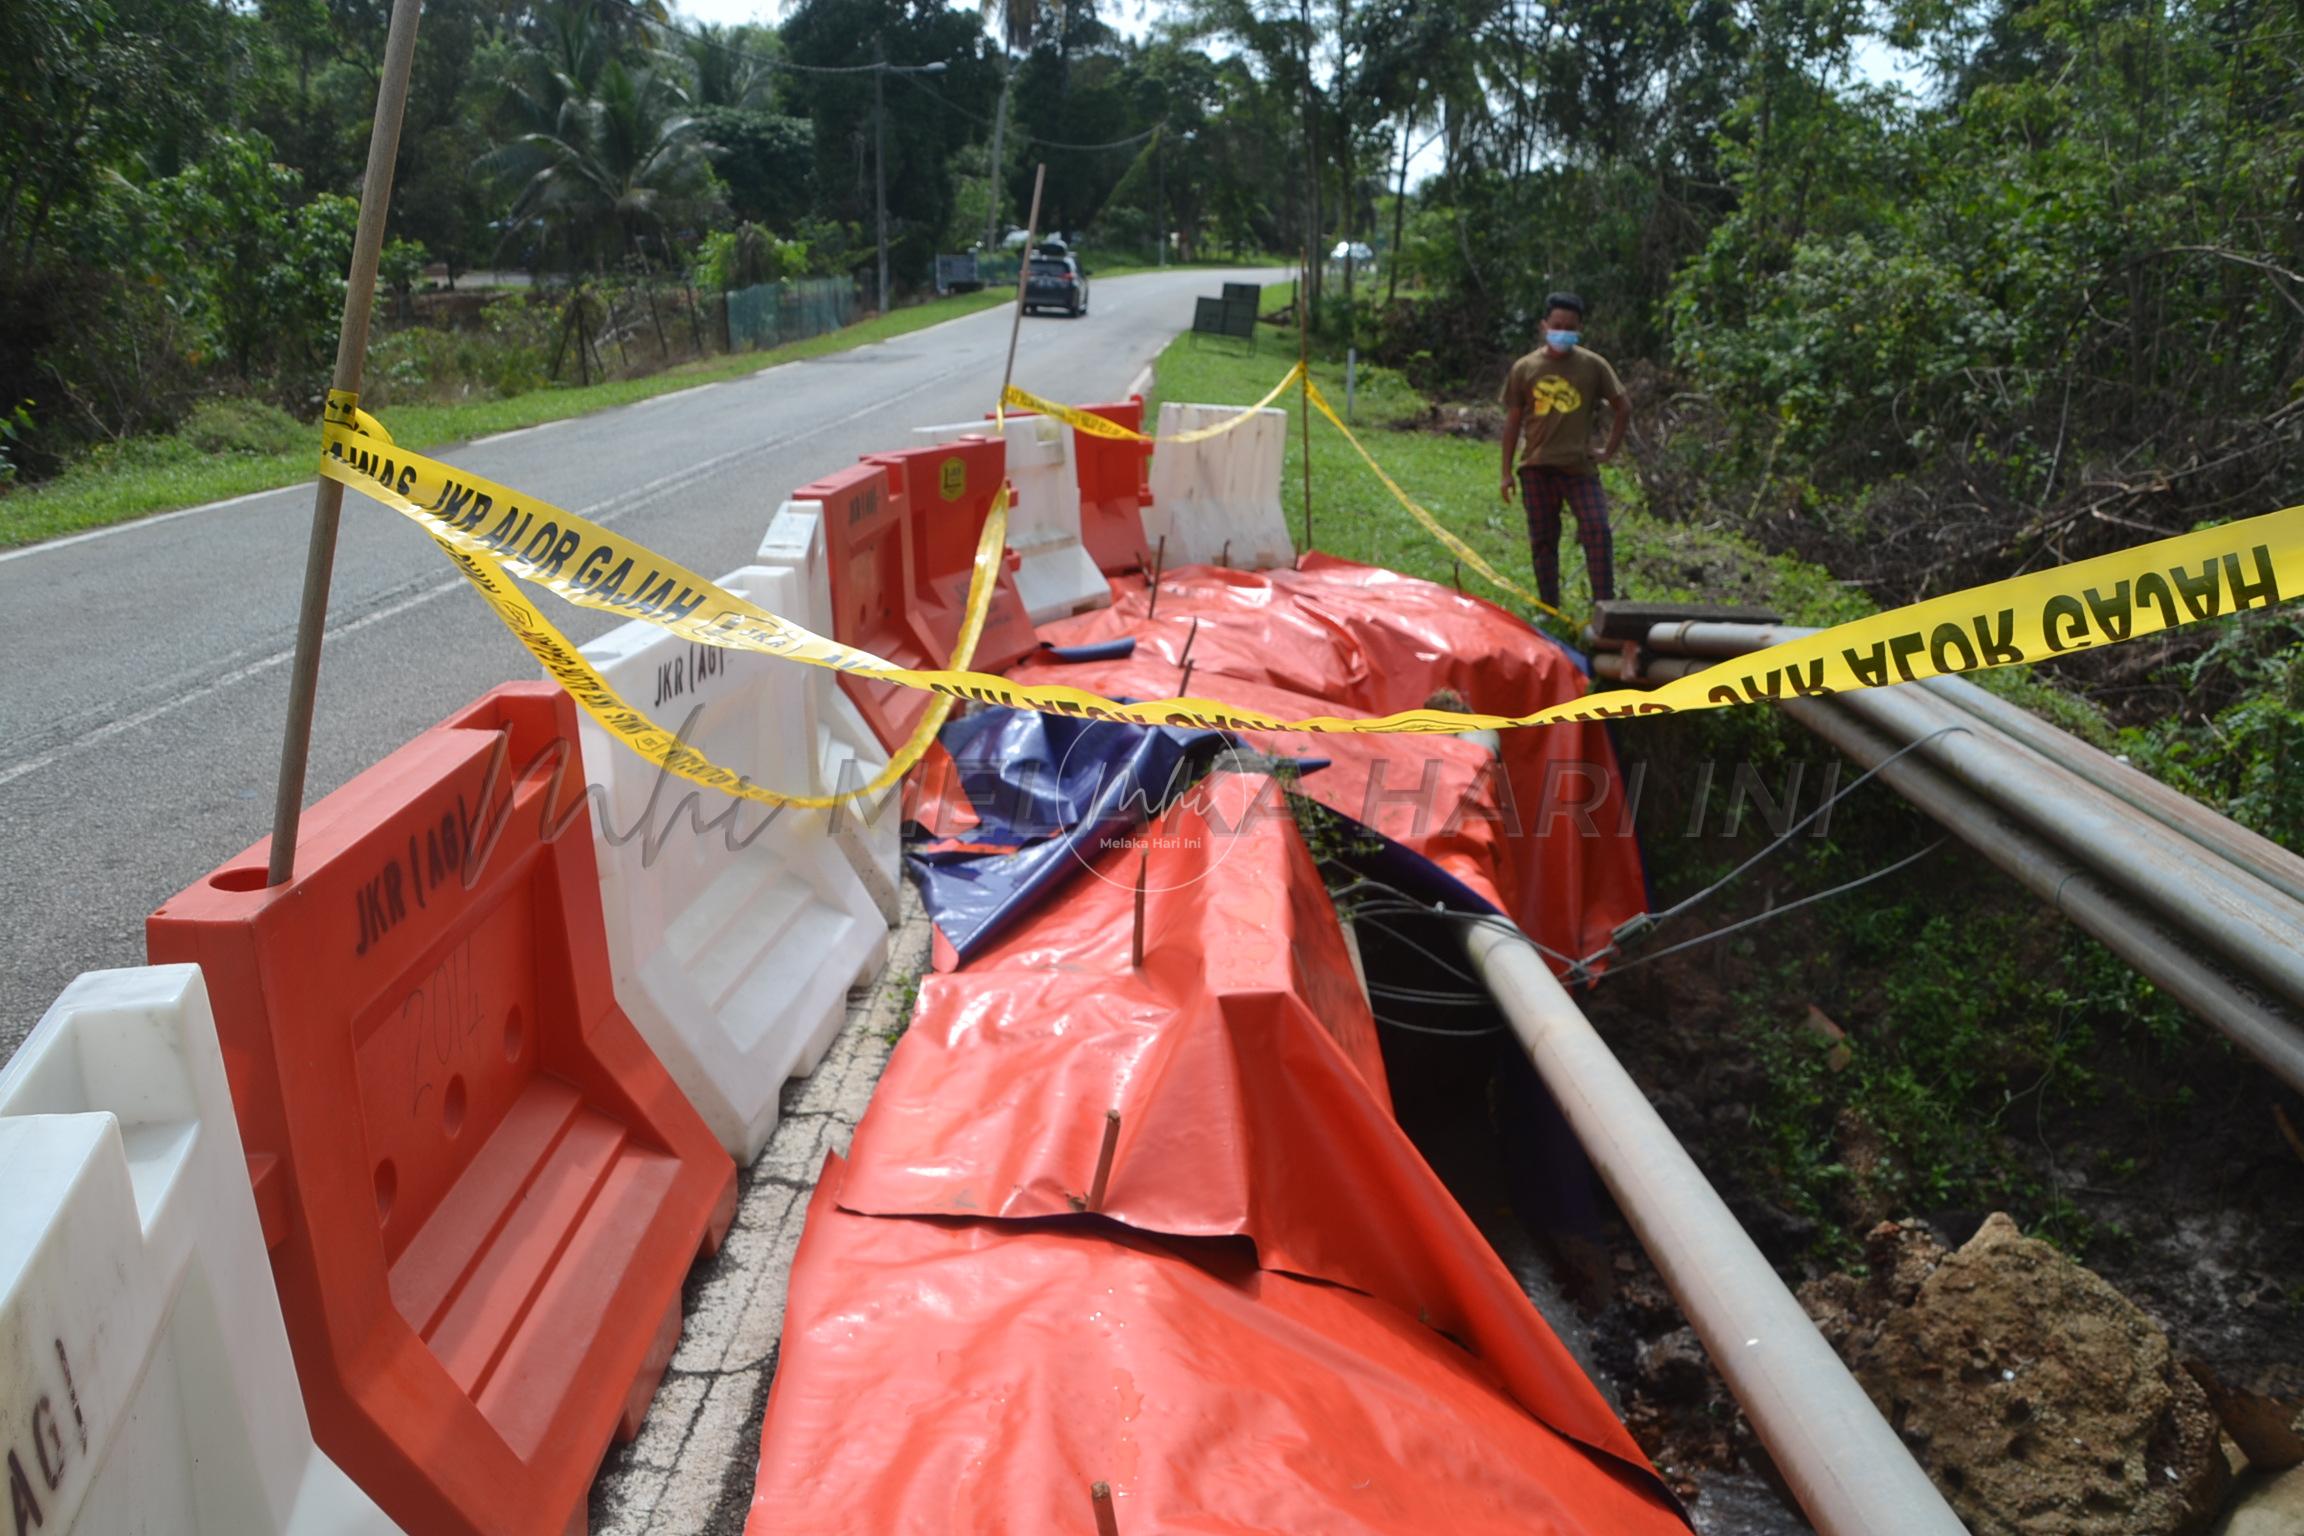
[1518,465,1614,608]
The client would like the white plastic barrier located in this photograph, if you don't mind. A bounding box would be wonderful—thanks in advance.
[0,966,400,1536]
[913,416,1108,622]
[749,500,904,919]
[572,591,892,1162]
[1144,402,1294,569]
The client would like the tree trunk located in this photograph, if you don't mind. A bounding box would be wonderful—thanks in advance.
[1387,112,1410,305]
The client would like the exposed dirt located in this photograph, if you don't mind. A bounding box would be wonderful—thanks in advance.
[1395,400,1508,441]
[1805,1216,2231,1535]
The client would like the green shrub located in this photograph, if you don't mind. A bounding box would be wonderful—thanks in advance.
[178,398,304,457]
[361,294,558,408]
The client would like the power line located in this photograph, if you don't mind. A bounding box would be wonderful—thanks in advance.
[895,72,1165,150]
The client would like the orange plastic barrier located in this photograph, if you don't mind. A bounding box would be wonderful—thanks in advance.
[803,461,918,755]
[998,396,1152,573]
[147,683,739,1536]
[749,1160,1688,1535]
[817,440,1037,752]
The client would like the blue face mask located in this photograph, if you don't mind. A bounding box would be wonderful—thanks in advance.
[1546,329,1580,351]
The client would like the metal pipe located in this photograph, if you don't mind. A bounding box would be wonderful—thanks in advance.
[1610,619,2304,1086]
[1646,619,1820,657]
[1298,246,1313,555]
[1459,919,1970,1536]
[1925,673,2304,907]
[996,164,1045,415]
[1644,621,2304,905]
[1830,683,2304,1006]
[266,0,424,886]
[1591,651,1709,684]
[1786,697,2304,1095]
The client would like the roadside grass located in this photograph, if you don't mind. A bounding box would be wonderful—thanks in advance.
[0,284,1018,549]
[1143,305,1874,635]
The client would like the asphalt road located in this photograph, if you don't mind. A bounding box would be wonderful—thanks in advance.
[0,265,1287,1062]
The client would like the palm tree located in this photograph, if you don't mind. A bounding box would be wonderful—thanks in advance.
[679,23,780,112]
[485,52,718,271]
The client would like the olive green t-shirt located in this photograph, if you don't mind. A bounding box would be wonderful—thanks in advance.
[1500,345,1624,475]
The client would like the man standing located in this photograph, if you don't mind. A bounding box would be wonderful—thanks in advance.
[1498,293,1631,612]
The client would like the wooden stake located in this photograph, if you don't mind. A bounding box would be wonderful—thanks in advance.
[1131,844,1149,969]
[1087,1111,1121,1212]
[1220,538,1232,568]
[1146,535,1166,620]
[267,0,424,887]
[1091,1481,1121,1536]
[1177,657,1195,697]
[1298,246,1313,556]
[997,164,1048,420]
[1453,558,1462,594]
[1176,616,1200,673]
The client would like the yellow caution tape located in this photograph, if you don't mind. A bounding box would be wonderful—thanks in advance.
[1001,362,1303,444]
[318,390,994,808]
[318,392,2301,743]
[1303,378,1569,624]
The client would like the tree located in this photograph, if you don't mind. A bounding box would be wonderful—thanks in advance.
[484,44,719,271]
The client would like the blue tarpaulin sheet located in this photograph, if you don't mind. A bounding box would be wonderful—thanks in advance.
[909,710,1225,959]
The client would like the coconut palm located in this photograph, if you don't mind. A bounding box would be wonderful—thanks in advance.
[485,49,718,271]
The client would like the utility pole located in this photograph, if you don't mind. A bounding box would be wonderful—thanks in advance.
[875,49,888,314]
[1154,125,1165,267]
[984,57,1012,253]
[874,53,947,315]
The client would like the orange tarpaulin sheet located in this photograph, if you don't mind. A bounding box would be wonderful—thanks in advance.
[778,775,1681,1524]
[747,1161,1689,1536]
[1002,657,1523,916]
[1028,556,1646,965]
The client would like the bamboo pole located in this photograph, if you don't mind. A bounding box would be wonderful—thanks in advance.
[1298,246,1313,556]
[997,164,1047,418]
[266,0,425,886]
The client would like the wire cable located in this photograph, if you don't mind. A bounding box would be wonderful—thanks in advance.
[1365,982,1493,1007]
[604,0,1166,152]
[1629,722,1970,937]
[1372,1012,1507,1038]
[1600,837,1951,979]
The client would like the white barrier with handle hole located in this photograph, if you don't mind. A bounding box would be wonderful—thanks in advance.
[572,593,891,1162]
[0,965,401,1536]
[1144,402,1293,570]
[749,501,904,920]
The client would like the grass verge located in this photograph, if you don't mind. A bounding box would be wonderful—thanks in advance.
[1143,296,1873,633]
[1,285,1017,549]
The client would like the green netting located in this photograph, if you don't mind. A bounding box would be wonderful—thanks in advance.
[724,277,858,352]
